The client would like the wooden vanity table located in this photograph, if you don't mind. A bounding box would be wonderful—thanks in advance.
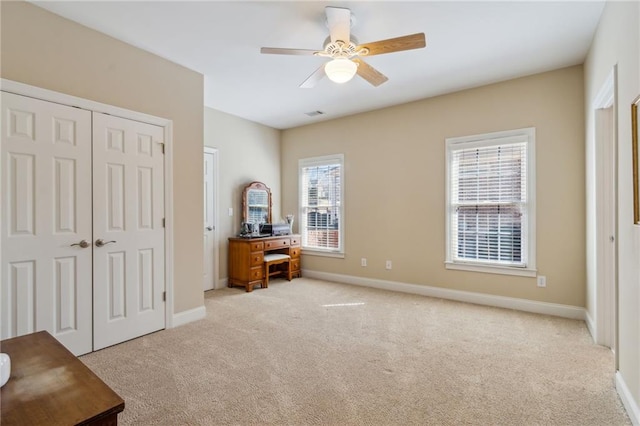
[228,234,301,292]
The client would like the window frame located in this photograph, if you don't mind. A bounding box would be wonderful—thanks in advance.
[445,128,536,277]
[298,154,345,257]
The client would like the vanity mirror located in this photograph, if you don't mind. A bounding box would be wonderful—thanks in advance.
[242,181,272,225]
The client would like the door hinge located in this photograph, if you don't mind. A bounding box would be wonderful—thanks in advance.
[159,142,165,154]
[162,218,165,228]
[163,291,166,302]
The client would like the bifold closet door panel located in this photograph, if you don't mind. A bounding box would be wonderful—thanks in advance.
[92,112,166,351]
[0,91,93,356]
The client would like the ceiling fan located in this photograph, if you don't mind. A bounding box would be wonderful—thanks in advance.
[260,6,426,88]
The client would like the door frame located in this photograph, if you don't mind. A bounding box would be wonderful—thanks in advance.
[591,68,618,358]
[0,78,177,328]
[203,147,219,290]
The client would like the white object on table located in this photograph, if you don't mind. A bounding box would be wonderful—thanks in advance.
[0,352,10,387]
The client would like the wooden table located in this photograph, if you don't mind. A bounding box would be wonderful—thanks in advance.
[0,331,124,425]
[228,234,301,292]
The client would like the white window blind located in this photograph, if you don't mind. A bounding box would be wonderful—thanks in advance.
[299,155,343,253]
[446,128,535,275]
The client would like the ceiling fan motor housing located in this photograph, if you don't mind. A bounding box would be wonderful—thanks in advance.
[326,40,358,58]
[321,36,368,59]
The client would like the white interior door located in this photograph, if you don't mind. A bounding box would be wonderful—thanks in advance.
[599,105,617,350]
[1,91,93,355]
[92,112,165,350]
[592,68,617,353]
[203,148,217,290]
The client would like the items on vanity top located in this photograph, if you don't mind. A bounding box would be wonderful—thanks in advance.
[240,222,260,236]
[239,222,290,238]
[261,223,290,236]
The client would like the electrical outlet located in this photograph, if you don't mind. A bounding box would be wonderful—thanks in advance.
[228,207,233,216]
[361,258,367,267]
[537,276,547,287]
[385,260,392,270]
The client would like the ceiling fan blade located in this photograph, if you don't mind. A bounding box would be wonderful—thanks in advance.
[353,59,388,87]
[299,64,326,89]
[357,33,426,56]
[261,47,319,56]
[325,6,351,43]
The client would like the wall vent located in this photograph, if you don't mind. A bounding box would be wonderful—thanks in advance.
[304,110,324,117]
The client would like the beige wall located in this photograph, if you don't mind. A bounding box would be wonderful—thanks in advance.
[585,0,640,414]
[282,66,585,307]
[0,1,205,314]
[204,107,281,281]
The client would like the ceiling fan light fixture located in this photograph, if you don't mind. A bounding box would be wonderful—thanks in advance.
[325,58,357,83]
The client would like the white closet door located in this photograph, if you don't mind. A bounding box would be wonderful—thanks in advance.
[1,91,93,355]
[92,112,165,350]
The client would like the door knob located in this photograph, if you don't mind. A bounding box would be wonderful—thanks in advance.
[95,239,116,248]
[206,226,213,231]
[70,240,90,248]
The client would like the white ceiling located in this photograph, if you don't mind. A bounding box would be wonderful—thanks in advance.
[32,1,605,130]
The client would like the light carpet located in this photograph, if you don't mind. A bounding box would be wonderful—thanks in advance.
[80,278,630,425]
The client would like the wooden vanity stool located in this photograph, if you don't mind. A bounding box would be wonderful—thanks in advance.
[263,253,292,288]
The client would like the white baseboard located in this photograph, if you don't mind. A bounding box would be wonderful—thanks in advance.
[617,371,640,425]
[171,305,206,328]
[584,310,597,342]
[218,277,229,290]
[302,269,586,320]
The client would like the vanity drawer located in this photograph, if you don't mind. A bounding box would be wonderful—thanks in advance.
[291,259,300,271]
[250,241,264,251]
[250,252,264,267]
[290,247,300,258]
[265,238,290,250]
[250,266,263,281]
[290,236,300,246]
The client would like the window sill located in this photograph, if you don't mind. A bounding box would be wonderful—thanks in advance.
[301,249,345,259]
[444,261,537,277]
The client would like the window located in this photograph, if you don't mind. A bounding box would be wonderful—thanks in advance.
[445,128,536,277]
[299,154,344,255]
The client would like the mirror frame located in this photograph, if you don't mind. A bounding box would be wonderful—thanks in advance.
[242,181,272,224]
